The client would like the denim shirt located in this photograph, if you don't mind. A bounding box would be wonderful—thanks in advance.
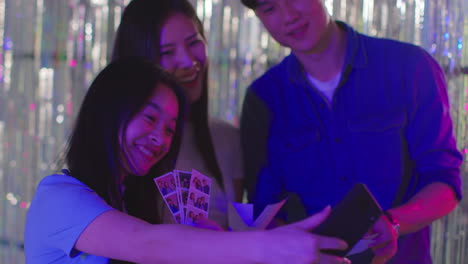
[240,22,462,263]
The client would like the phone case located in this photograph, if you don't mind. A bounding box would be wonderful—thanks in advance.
[312,183,383,257]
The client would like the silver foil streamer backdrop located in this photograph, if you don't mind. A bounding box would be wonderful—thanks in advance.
[0,0,466,263]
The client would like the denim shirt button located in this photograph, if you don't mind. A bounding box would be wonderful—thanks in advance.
[340,176,347,181]
[334,137,342,143]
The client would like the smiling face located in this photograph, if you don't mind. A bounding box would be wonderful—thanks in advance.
[120,83,179,177]
[254,0,331,55]
[159,13,207,104]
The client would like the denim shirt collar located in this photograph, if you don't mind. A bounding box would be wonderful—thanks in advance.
[285,21,368,85]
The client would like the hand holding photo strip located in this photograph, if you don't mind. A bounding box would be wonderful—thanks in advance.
[154,169,212,225]
[183,169,212,225]
[155,172,177,196]
[176,170,192,189]
[173,171,183,220]
[154,172,182,223]
[166,193,180,214]
[174,170,192,224]
[191,169,212,195]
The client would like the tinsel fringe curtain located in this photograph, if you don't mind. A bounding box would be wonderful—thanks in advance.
[0,0,466,263]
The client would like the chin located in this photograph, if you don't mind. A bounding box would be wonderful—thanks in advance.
[189,95,201,104]
[132,166,151,176]
[190,90,203,103]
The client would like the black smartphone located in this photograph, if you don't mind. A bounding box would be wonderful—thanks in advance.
[312,183,383,257]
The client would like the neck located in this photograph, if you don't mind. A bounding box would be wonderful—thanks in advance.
[293,21,347,81]
[185,104,193,121]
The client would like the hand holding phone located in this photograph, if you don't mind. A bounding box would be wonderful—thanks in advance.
[312,183,383,257]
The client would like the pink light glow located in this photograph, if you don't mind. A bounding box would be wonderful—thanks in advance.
[29,103,36,111]
[66,101,73,115]
[69,59,77,68]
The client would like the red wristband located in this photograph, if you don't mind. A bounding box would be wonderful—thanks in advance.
[383,211,400,235]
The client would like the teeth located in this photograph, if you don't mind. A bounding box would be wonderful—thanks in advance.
[180,72,198,83]
[138,146,154,158]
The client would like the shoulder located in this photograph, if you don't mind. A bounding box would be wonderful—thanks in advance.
[34,174,102,203]
[29,173,112,216]
[208,118,240,143]
[25,174,114,261]
[248,55,292,94]
[356,33,442,84]
[209,118,239,134]
[38,173,89,189]
[34,174,90,198]
[28,173,114,225]
[208,118,242,153]
[360,33,432,63]
[243,55,294,117]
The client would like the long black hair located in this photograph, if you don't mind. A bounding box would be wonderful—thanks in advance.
[240,0,259,9]
[65,57,186,224]
[112,0,224,188]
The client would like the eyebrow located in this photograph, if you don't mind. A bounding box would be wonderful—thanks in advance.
[256,0,270,7]
[160,33,200,49]
[185,32,199,41]
[146,101,178,122]
[147,101,162,112]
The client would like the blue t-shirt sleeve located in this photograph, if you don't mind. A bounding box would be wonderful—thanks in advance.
[26,174,115,258]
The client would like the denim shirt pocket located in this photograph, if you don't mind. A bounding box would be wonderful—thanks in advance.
[347,111,407,196]
[348,111,406,133]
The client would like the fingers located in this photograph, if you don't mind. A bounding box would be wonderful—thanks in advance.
[370,239,390,251]
[293,205,331,230]
[291,206,349,252]
[317,235,348,251]
[319,254,352,264]
[369,216,396,246]
[370,236,397,262]
[193,216,224,231]
[371,255,388,264]
[368,216,398,264]
[373,241,397,260]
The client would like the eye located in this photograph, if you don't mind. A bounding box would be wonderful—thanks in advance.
[165,127,175,137]
[144,114,157,123]
[259,4,274,14]
[160,49,174,56]
[189,39,202,47]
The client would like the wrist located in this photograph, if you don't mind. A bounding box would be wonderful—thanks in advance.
[383,210,400,236]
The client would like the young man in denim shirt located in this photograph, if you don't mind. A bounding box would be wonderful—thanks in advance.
[240,0,463,263]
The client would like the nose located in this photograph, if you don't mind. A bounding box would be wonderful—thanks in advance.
[282,3,299,24]
[149,128,163,146]
[150,132,170,152]
[177,46,197,69]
